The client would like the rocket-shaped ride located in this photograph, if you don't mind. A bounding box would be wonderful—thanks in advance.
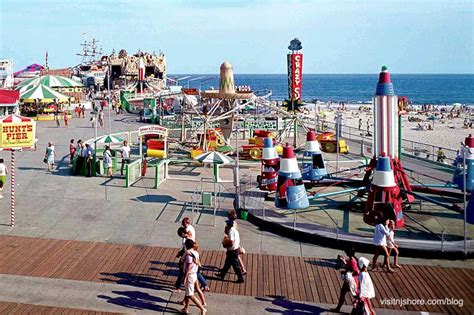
[259,137,279,191]
[302,130,327,181]
[365,153,405,227]
[363,66,413,228]
[275,145,309,209]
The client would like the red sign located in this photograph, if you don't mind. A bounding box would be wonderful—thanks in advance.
[182,88,199,95]
[288,53,303,101]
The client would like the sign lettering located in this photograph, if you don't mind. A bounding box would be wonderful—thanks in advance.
[290,53,303,101]
[0,121,36,149]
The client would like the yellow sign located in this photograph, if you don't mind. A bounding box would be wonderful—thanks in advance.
[0,121,36,149]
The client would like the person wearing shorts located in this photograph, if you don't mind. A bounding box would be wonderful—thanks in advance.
[0,158,7,199]
[182,239,207,314]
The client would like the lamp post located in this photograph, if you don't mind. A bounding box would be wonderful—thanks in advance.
[107,59,112,135]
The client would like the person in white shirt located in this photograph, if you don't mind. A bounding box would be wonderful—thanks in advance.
[120,140,131,176]
[372,219,394,273]
[356,257,376,315]
[182,217,195,241]
[384,220,401,269]
[215,220,244,283]
[0,158,7,199]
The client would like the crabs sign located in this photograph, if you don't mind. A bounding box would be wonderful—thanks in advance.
[0,115,36,150]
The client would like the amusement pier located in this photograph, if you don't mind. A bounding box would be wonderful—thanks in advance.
[0,34,473,315]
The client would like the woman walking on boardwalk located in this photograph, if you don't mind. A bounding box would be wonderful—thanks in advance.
[353,257,376,315]
[371,219,394,273]
[181,239,207,314]
[331,247,359,312]
[383,220,401,269]
[45,142,55,172]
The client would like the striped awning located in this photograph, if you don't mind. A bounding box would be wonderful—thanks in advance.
[20,84,70,103]
[0,114,33,123]
[194,151,234,164]
[16,75,83,92]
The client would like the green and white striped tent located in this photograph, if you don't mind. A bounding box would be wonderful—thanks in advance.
[94,135,124,144]
[20,84,70,103]
[16,75,83,92]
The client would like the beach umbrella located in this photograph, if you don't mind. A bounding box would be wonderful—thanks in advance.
[94,135,124,144]
[16,75,83,92]
[194,151,234,164]
[20,84,70,103]
[194,151,234,182]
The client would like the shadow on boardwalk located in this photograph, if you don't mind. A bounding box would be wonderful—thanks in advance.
[256,296,327,314]
[100,272,173,291]
[98,290,179,313]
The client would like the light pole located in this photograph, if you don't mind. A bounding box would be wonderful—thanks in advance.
[234,116,240,211]
[107,59,112,135]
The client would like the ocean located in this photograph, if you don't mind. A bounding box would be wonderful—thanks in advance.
[178,74,474,105]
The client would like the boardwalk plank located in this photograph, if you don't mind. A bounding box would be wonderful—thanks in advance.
[0,235,472,315]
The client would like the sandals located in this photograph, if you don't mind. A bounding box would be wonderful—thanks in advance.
[180,308,189,314]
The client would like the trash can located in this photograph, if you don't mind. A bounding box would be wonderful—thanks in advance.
[240,209,249,221]
[202,192,212,206]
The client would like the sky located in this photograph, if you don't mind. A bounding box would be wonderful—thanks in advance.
[0,0,473,74]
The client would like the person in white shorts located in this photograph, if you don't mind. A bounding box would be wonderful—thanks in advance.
[182,239,207,314]
[384,220,401,269]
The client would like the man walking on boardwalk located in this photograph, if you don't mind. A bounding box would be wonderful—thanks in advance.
[215,220,245,283]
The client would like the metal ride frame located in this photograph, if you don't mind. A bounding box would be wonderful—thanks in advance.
[178,90,316,152]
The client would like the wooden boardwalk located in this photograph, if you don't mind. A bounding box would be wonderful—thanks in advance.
[0,235,472,314]
[0,302,120,314]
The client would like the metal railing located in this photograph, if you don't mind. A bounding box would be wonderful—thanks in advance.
[304,117,458,166]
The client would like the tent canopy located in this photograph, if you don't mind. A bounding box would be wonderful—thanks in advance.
[16,75,83,92]
[13,64,44,77]
[20,84,70,103]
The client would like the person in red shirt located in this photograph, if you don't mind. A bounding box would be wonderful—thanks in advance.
[64,112,69,127]
[331,247,360,312]
[69,139,76,165]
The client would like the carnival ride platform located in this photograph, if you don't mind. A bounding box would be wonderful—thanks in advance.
[241,146,474,259]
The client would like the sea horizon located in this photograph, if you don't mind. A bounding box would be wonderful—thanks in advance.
[170,73,474,104]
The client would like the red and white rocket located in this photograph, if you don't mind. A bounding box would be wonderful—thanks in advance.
[364,153,405,227]
[362,66,413,228]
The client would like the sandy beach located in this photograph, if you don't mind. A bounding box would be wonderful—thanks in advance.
[311,104,473,151]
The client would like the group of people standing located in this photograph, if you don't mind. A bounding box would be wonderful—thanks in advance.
[54,112,70,127]
[70,139,94,177]
[90,110,105,128]
[173,211,247,314]
[332,218,401,314]
[74,105,86,118]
